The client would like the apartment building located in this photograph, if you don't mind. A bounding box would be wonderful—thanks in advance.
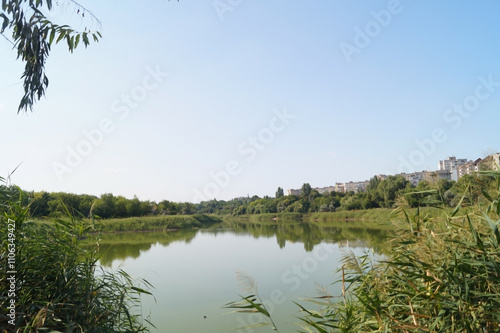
[422,170,452,183]
[376,174,389,181]
[457,158,482,178]
[480,153,500,171]
[438,156,468,171]
[335,182,345,193]
[344,180,369,193]
[314,186,335,194]
[285,189,301,196]
[438,156,468,181]
[284,154,497,198]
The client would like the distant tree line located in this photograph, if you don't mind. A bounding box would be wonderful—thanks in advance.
[198,173,494,215]
[2,171,495,219]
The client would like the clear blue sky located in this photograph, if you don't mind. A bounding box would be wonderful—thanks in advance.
[1,0,499,203]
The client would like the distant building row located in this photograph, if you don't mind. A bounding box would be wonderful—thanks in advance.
[285,180,372,196]
[285,154,500,196]
[437,154,500,180]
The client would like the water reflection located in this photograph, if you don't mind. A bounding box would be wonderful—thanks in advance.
[207,220,392,252]
[85,229,198,266]
[83,219,393,332]
[85,220,392,266]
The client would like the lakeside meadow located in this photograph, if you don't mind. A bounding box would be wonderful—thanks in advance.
[2,170,500,331]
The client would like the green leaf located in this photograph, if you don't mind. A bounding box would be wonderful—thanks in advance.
[74,34,80,48]
[48,28,56,45]
[483,212,500,245]
[451,194,465,217]
[56,31,65,44]
[1,13,9,32]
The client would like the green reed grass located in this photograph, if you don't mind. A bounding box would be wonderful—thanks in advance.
[0,182,154,332]
[226,171,500,332]
[91,214,221,233]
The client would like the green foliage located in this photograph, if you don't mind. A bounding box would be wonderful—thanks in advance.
[226,172,500,332]
[224,272,281,332]
[22,172,500,222]
[301,183,312,198]
[0,178,153,331]
[1,0,101,112]
[298,171,500,332]
[93,214,221,233]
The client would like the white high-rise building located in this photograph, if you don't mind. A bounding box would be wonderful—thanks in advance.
[438,156,468,171]
[438,156,468,181]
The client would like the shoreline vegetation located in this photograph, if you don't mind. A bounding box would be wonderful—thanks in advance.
[27,206,463,235]
[0,181,154,332]
[34,209,408,234]
[15,171,490,236]
[21,173,476,222]
[3,169,499,331]
[226,170,500,332]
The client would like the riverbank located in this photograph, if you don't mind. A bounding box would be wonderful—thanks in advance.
[34,207,451,233]
[35,214,222,233]
[93,214,223,232]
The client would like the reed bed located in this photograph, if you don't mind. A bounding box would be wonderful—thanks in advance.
[227,171,500,332]
[0,183,154,332]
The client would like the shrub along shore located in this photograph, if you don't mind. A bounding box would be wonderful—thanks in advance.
[75,208,449,233]
[30,207,458,234]
[3,170,500,332]
[34,210,398,234]
[226,171,500,332]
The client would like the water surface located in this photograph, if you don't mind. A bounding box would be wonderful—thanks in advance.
[91,221,390,332]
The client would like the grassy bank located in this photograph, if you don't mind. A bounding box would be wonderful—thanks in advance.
[37,207,450,233]
[228,209,396,224]
[309,206,449,222]
[228,207,450,230]
[226,212,303,223]
[90,214,222,233]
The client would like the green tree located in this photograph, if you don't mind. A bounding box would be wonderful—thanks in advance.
[126,196,142,216]
[1,0,102,112]
[94,193,116,218]
[180,202,196,215]
[366,176,381,191]
[301,183,312,198]
[376,175,409,207]
[158,200,180,215]
[114,196,129,217]
[29,191,51,216]
[275,187,284,198]
[340,193,363,210]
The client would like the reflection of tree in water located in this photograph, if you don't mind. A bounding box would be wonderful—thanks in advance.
[322,227,391,254]
[217,220,394,253]
[85,229,198,267]
[97,243,152,267]
[85,222,394,266]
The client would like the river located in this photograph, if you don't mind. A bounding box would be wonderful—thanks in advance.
[90,220,390,332]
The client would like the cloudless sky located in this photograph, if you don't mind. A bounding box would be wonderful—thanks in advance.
[1,0,499,203]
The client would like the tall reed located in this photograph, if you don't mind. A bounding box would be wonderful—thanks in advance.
[227,171,500,332]
[0,181,154,332]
